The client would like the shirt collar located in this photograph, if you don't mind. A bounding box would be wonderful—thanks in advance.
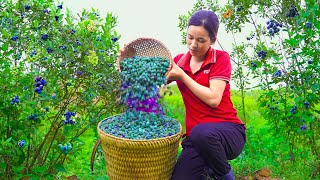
[176,47,216,72]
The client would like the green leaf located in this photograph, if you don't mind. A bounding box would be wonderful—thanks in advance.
[53,164,67,172]
[5,137,12,143]
[33,165,47,173]
[1,43,8,51]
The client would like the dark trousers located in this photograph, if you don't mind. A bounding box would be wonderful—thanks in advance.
[170,122,246,180]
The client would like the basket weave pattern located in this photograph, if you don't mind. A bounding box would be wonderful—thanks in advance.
[98,118,182,180]
[117,37,172,71]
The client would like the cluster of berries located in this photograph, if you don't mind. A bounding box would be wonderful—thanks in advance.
[273,70,282,77]
[111,37,118,42]
[286,6,299,18]
[30,49,37,57]
[266,20,282,36]
[58,143,72,154]
[76,39,82,46]
[100,110,180,140]
[257,50,267,59]
[11,35,18,41]
[246,33,255,41]
[64,111,76,125]
[119,56,169,114]
[28,114,39,120]
[300,124,307,131]
[290,105,297,115]
[43,9,50,14]
[47,47,53,54]
[59,45,67,50]
[304,102,310,109]
[18,140,26,147]
[34,76,47,94]
[250,62,257,68]
[25,5,31,10]
[11,96,20,105]
[236,5,244,12]
[41,34,49,40]
[306,22,312,29]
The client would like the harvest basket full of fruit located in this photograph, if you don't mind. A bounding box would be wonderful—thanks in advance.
[92,38,182,180]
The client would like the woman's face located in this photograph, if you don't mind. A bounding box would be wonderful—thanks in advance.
[186,25,212,58]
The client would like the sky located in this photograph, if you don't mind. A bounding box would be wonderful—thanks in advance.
[62,0,238,56]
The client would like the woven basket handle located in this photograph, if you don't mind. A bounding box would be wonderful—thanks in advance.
[90,138,101,173]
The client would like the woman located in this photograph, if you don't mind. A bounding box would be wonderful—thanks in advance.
[166,10,246,180]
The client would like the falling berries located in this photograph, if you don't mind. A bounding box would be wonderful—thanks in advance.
[100,56,180,140]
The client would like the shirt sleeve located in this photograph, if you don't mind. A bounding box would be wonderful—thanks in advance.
[209,52,231,82]
[166,54,184,84]
[173,54,184,64]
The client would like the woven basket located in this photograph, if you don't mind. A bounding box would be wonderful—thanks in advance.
[97,115,182,180]
[117,37,172,72]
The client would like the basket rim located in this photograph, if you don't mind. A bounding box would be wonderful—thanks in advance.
[123,37,172,59]
[97,114,183,142]
[117,37,172,72]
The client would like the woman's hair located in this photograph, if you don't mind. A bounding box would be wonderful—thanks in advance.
[188,10,219,43]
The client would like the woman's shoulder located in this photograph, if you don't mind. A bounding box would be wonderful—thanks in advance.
[215,49,230,59]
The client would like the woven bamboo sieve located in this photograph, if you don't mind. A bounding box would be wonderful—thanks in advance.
[97,116,183,180]
[117,37,172,72]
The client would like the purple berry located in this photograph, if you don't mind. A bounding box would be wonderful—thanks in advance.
[25,5,31,10]
[300,124,307,131]
[41,34,49,40]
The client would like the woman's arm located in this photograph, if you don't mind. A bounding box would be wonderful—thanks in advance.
[166,61,226,108]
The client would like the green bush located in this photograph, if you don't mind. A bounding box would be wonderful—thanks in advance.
[0,0,121,178]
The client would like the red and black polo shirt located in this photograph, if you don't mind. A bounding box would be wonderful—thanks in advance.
[174,47,243,136]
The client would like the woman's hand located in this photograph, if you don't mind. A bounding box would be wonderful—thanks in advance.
[166,61,185,82]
